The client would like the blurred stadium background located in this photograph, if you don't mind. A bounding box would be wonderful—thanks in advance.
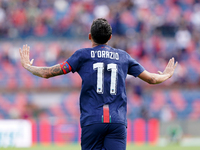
[0,0,200,149]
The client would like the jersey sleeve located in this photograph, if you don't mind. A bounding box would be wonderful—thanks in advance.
[127,54,145,77]
[65,49,82,73]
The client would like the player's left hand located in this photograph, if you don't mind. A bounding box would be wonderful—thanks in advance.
[158,57,178,78]
[19,44,34,69]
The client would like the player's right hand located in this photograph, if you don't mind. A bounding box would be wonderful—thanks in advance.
[19,44,34,69]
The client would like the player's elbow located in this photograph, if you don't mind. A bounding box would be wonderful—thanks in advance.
[39,73,51,79]
[43,74,50,79]
[43,76,50,79]
[147,77,157,84]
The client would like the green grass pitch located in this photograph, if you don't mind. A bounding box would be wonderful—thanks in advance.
[0,144,199,150]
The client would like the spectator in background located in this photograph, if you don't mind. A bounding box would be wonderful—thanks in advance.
[175,26,191,60]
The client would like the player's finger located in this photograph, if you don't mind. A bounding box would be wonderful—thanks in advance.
[174,61,178,69]
[19,48,22,57]
[19,48,24,63]
[22,45,25,54]
[28,46,30,57]
[30,59,34,65]
[170,57,174,68]
[168,58,173,68]
[24,45,27,56]
[24,44,26,55]
[166,58,172,68]
[22,46,25,57]
[26,44,28,56]
[158,71,162,74]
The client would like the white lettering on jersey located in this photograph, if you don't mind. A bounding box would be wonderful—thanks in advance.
[116,53,119,60]
[110,52,113,59]
[102,51,105,58]
[97,51,101,58]
[91,50,119,60]
[106,51,109,58]
[91,51,95,58]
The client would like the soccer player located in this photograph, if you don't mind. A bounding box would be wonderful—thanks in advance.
[19,18,177,150]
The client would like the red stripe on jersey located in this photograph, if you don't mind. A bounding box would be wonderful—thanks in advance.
[60,61,72,74]
[103,105,110,123]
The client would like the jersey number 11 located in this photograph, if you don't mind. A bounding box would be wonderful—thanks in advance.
[93,62,118,95]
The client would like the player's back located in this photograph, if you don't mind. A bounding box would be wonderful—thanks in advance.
[67,45,144,127]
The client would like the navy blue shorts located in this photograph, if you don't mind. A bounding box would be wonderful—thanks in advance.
[81,123,127,150]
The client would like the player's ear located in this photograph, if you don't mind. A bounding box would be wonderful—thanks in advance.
[89,33,92,40]
[108,34,112,41]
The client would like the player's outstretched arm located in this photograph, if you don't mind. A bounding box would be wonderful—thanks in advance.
[138,58,178,84]
[19,44,64,79]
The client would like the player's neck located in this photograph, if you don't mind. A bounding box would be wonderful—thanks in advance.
[92,42,108,48]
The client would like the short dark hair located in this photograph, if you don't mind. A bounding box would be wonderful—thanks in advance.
[90,18,112,44]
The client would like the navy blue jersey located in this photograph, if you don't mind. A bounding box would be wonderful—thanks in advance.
[64,45,144,127]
